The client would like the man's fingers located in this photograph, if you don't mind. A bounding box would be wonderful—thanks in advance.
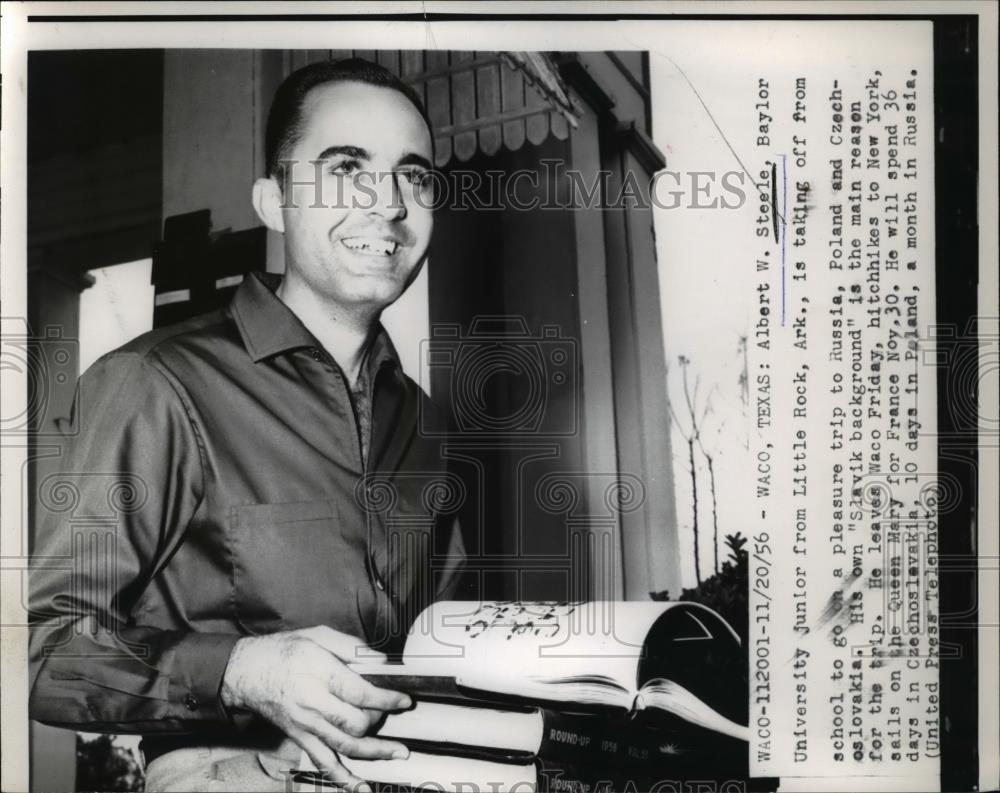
[304,713,409,761]
[294,731,372,793]
[300,625,386,664]
[362,707,388,730]
[327,668,411,712]
[292,626,409,712]
[335,734,411,761]
[291,727,338,769]
[315,695,373,738]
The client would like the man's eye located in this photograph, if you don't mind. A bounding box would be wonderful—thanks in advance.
[400,169,431,188]
[329,159,361,176]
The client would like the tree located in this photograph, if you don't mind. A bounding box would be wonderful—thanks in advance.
[736,334,750,452]
[736,334,749,409]
[667,355,715,586]
[76,734,144,792]
[696,420,722,576]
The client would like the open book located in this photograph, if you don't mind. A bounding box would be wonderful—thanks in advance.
[350,600,749,741]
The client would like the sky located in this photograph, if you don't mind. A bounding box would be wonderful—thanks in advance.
[650,49,756,589]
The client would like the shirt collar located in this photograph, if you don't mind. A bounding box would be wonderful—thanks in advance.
[231,271,402,378]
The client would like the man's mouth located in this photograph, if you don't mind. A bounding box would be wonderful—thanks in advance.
[340,236,400,256]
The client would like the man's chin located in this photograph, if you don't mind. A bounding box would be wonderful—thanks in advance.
[339,280,408,311]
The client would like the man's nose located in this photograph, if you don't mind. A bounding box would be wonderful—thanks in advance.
[361,170,406,221]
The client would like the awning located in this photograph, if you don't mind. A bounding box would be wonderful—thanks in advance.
[323,50,580,167]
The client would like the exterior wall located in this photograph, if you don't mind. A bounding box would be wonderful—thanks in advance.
[162,50,262,233]
[27,50,162,279]
[29,723,76,792]
[428,138,585,602]
[562,52,679,599]
[566,92,623,601]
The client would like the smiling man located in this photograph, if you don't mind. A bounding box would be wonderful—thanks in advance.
[259,74,436,385]
[29,59,466,792]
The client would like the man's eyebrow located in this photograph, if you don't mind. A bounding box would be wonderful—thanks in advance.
[315,145,369,161]
[396,153,433,171]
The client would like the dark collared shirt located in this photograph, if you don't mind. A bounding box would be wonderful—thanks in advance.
[28,272,466,734]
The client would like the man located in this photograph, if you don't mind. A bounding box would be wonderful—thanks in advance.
[29,58,466,792]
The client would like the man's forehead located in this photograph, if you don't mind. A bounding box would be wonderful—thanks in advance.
[298,80,432,156]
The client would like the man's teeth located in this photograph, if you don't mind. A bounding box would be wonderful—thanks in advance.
[341,237,398,255]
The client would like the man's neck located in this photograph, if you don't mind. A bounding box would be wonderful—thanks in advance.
[276,276,377,386]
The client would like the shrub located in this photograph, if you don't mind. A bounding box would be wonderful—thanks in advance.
[75,734,144,792]
[651,532,748,644]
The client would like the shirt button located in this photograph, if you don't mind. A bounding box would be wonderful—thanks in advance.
[184,694,200,711]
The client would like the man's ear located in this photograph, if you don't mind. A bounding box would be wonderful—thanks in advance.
[252,177,285,233]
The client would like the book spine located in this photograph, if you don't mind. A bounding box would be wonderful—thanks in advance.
[538,711,666,766]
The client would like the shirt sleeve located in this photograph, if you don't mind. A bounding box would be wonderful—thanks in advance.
[28,350,241,733]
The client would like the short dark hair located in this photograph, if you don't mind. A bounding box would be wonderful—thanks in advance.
[265,57,433,180]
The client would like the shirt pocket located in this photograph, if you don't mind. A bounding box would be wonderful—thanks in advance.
[228,499,365,634]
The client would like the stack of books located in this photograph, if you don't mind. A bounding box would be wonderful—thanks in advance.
[294,600,749,792]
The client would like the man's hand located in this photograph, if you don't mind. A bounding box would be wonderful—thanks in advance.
[221,625,411,791]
